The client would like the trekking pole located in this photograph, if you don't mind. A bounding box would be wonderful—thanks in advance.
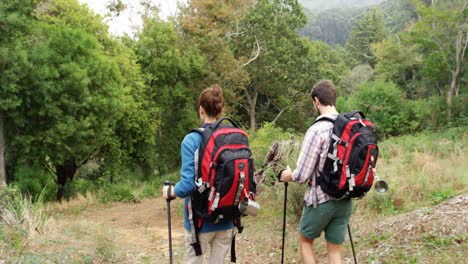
[281,182,288,264]
[164,181,175,264]
[347,224,358,264]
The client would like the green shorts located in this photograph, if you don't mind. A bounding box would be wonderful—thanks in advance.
[299,199,352,244]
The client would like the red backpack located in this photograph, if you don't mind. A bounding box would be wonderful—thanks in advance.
[316,111,379,199]
[188,117,256,262]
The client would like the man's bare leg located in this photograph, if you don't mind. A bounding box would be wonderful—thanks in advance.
[327,241,343,264]
[299,234,316,264]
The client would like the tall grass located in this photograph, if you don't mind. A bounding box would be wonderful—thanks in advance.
[263,126,467,217]
[357,127,467,215]
[0,187,49,259]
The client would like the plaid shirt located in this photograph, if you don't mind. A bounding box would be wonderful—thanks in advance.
[292,114,337,207]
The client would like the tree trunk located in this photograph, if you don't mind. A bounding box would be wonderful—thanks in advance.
[448,29,464,121]
[245,87,258,133]
[55,160,77,201]
[447,87,453,121]
[0,110,6,187]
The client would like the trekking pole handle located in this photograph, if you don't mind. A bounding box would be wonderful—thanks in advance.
[164,181,175,201]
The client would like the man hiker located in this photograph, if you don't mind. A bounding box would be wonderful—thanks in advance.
[278,80,352,264]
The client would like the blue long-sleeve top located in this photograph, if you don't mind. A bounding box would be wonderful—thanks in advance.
[174,125,234,232]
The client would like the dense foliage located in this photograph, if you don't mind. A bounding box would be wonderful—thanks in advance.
[0,0,465,200]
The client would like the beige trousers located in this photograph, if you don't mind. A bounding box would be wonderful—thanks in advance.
[184,228,234,264]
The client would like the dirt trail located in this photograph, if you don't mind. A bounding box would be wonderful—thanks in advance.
[76,197,186,258]
[49,194,467,263]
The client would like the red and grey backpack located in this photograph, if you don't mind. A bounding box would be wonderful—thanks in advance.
[188,117,256,262]
[316,110,379,199]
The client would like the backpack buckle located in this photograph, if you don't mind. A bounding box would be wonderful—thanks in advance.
[196,178,209,193]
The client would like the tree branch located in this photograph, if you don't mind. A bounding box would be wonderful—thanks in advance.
[242,36,260,67]
[271,107,288,124]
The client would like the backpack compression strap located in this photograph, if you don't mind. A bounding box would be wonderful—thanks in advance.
[187,198,202,256]
[230,217,244,263]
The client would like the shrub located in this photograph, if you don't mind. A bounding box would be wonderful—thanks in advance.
[98,182,139,203]
[413,95,468,128]
[10,165,57,202]
[348,80,421,138]
[249,122,297,167]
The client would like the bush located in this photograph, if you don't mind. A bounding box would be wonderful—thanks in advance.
[98,182,138,203]
[249,122,297,167]
[10,165,57,202]
[347,80,421,138]
[412,95,468,128]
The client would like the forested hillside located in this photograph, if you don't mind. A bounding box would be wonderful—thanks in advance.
[299,0,418,45]
[300,0,385,11]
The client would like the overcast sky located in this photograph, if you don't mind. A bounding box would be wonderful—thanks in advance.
[78,0,184,36]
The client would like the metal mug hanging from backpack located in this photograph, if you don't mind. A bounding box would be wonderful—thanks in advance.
[238,197,260,216]
[374,175,388,193]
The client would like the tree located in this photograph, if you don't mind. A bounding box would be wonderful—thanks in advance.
[3,0,128,200]
[135,17,205,174]
[345,7,387,67]
[176,0,253,115]
[380,0,417,33]
[97,36,158,181]
[230,0,314,131]
[299,7,362,45]
[410,0,467,120]
[0,0,39,187]
[271,40,348,130]
[373,35,422,98]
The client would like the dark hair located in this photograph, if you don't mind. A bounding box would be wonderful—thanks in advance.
[199,84,224,118]
[310,80,337,106]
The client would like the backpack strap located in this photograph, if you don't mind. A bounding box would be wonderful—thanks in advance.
[190,127,205,134]
[313,116,335,125]
[311,115,337,207]
[344,110,365,119]
[188,198,203,256]
[211,117,241,129]
[231,233,237,262]
[230,217,244,263]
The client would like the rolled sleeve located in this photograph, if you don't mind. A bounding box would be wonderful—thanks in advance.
[292,127,323,183]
